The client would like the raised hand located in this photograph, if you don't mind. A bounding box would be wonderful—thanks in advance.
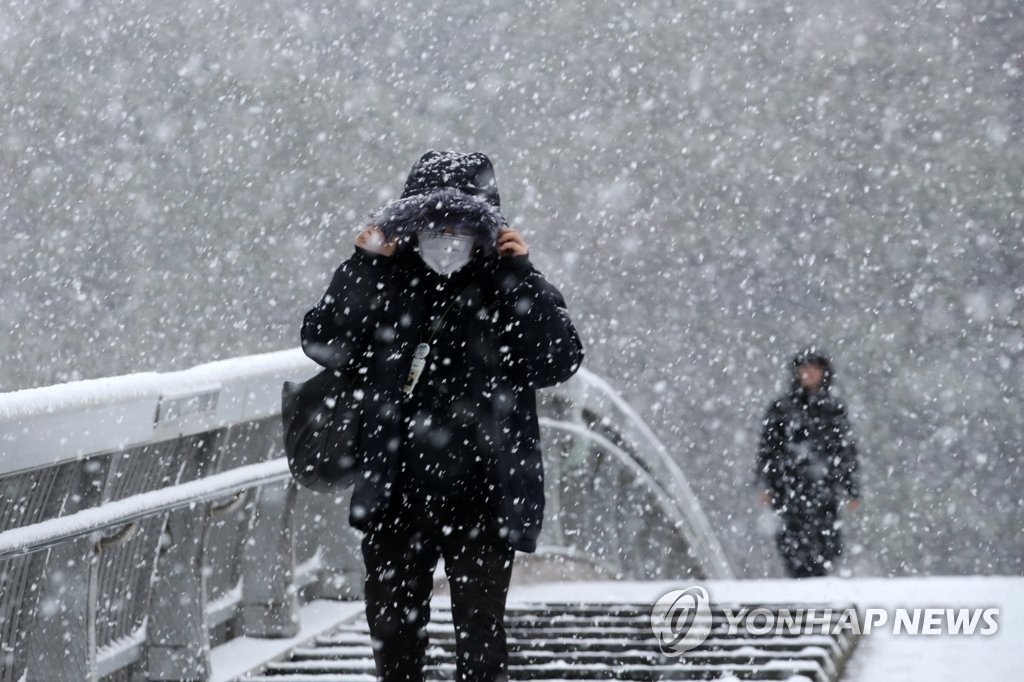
[497,226,529,257]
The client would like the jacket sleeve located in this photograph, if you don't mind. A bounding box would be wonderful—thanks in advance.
[757,402,786,502]
[300,246,395,370]
[832,402,860,498]
[491,254,584,389]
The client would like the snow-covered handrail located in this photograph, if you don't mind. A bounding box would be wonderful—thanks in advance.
[0,353,731,578]
[555,368,734,579]
[0,348,732,681]
[538,418,705,577]
[0,458,290,560]
[0,348,319,476]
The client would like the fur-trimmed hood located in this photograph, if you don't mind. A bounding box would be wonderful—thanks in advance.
[369,188,506,256]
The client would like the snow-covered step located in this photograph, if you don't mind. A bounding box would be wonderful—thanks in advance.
[241,675,798,679]
[262,660,830,679]
[245,671,820,682]
[288,646,834,662]
[258,664,826,679]
[307,636,841,656]
[244,602,858,682]
[273,648,835,671]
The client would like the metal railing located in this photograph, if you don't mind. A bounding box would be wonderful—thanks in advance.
[0,349,731,681]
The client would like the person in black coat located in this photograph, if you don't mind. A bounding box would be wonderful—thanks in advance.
[300,150,584,682]
[756,347,860,578]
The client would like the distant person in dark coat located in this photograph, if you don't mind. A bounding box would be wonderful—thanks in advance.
[301,150,584,682]
[757,347,860,578]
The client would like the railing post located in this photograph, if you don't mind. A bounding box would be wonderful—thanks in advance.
[144,507,211,681]
[23,459,108,682]
[241,479,299,637]
[554,383,592,546]
[544,431,565,548]
[315,488,365,600]
[24,538,98,682]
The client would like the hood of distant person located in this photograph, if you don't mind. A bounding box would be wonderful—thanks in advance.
[791,345,834,394]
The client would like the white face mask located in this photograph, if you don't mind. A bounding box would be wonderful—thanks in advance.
[418,234,474,275]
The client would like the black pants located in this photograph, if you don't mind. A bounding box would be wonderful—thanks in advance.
[361,489,515,682]
[776,496,841,578]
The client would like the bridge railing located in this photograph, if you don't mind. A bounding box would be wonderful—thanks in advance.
[536,370,733,579]
[0,349,731,681]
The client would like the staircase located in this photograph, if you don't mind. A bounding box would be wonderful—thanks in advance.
[243,600,859,681]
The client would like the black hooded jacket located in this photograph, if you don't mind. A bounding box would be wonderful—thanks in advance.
[757,350,860,510]
[300,196,584,552]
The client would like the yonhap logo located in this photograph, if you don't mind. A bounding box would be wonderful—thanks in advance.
[650,586,713,655]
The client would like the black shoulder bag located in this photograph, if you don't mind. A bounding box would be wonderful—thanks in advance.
[281,366,364,492]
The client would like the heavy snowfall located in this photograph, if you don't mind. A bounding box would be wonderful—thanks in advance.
[2,0,1021,584]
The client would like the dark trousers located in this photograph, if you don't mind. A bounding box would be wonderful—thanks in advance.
[361,491,515,682]
[776,496,841,578]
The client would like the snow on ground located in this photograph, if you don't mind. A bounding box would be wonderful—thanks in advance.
[508,576,1024,680]
[211,599,366,682]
